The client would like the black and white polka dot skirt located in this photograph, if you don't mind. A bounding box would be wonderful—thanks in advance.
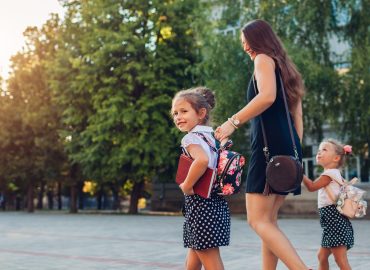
[182,193,230,250]
[319,205,354,250]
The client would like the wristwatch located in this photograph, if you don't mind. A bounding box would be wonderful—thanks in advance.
[230,115,240,127]
[227,115,240,129]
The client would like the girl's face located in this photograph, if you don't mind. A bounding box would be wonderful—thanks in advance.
[171,98,205,132]
[316,142,340,169]
[241,34,257,60]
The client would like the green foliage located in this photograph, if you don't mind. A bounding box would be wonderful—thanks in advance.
[202,0,369,179]
[1,0,369,207]
[331,0,370,157]
[47,0,209,207]
[198,32,251,155]
[0,15,66,201]
[285,44,342,143]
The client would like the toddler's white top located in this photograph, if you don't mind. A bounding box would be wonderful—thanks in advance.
[318,168,344,208]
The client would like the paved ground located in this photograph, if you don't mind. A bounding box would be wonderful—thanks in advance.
[0,211,369,270]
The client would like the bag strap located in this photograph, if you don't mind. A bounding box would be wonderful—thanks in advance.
[193,132,220,176]
[193,132,218,152]
[324,185,338,203]
[252,69,299,162]
[181,146,191,158]
[324,177,358,204]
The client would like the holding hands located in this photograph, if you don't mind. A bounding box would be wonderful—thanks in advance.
[215,117,238,142]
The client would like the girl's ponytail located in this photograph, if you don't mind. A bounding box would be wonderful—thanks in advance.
[191,87,216,110]
[324,138,352,168]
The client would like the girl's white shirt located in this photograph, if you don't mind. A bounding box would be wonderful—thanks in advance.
[318,168,344,208]
[181,125,218,170]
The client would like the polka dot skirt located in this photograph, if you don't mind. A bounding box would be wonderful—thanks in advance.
[319,205,354,250]
[182,193,230,250]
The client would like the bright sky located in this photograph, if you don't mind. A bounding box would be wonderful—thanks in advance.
[0,0,65,80]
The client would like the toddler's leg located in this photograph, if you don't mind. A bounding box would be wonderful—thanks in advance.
[331,245,351,270]
[317,247,331,270]
[185,249,202,270]
[195,247,224,270]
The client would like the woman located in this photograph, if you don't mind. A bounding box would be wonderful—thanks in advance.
[216,19,310,270]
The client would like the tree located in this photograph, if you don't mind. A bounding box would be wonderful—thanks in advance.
[46,2,93,213]
[48,0,207,214]
[198,33,251,156]
[332,0,370,181]
[0,16,65,212]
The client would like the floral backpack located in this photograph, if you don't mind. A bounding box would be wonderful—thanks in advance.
[326,177,367,219]
[194,133,246,196]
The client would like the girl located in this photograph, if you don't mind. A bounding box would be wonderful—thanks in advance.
[216,19,310,269]
[171,87,230,270]
[303,138,354,270]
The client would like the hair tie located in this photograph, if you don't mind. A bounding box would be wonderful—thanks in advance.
[343,145,352,155]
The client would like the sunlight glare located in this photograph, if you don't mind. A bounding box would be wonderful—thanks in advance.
[0,0,64,79]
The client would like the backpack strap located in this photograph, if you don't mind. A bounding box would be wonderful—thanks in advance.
[193,132,218,153]
[324,177,358,204]
[181,146,192,158]
[193,132,233,151]
[324,185,337,204]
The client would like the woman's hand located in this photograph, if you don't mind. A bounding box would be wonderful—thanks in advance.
[215,121,236,142]
[179,182,195,195]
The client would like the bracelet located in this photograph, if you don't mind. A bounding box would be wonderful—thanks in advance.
[227,118,238,129]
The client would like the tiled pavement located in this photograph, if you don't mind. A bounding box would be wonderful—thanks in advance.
[0,212,369,270]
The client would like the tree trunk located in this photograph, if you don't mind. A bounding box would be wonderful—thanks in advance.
[69,164,79,213]
[129,181,144,214]
[0,193,5,211]
[47,189,54,210]
[96,187,103,210]
[37,182,45,210]
[77,181,84,210]
[361,155,369,182]
[111,185,120,210]
[15,195,21,211]
[70,184,78,213]
[27,183,34,213]
[57,181,62,210]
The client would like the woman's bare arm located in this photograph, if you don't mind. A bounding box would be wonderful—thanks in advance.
[234,54,276,125]
[216,54,276,141]
[293,99,303,142]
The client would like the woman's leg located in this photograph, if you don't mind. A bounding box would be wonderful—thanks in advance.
[246,193,308,270]
[195,247,224,270]
[261,195,286,270]
[185,249,202,270]
[331,246,351,270]
[317,247,331,270]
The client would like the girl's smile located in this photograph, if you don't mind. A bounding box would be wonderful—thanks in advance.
[172,99,203,132]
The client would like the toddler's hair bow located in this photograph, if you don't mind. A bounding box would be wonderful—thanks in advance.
[343,145,352,155]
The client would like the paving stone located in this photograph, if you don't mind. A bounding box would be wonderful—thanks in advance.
[0,212,369,269]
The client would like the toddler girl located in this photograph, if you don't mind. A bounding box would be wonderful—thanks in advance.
[303,138,354,270]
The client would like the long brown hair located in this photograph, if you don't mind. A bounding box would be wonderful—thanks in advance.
[241,19,304,112]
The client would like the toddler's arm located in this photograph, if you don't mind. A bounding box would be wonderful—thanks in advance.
[303,174,332,192]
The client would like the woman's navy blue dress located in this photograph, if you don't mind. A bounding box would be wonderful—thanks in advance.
[245,69,302,195]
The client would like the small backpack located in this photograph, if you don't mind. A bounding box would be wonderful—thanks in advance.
[194,133,246,196]
[326,177,367,219]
